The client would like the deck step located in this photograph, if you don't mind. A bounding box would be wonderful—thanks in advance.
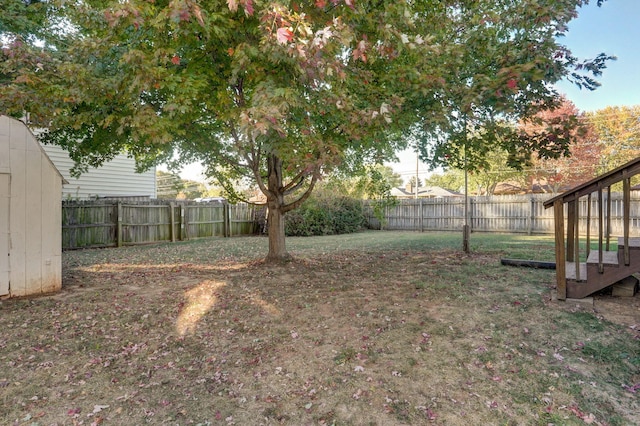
[586,250,619,265]
[566,262,587,281]
[617,237,640,248]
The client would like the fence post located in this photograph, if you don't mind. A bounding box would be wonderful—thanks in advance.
[419,199,424,232]
[528,197,535,235]
[169,202,175,243]
[180,204,186,240]
[225,203,231,237]
[469,197,474,232]
[116,202,122,247]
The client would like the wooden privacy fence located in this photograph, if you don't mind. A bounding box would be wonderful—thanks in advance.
[365,193,640,236]
[62,200,259,249]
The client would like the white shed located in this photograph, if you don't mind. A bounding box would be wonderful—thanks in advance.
[0,116,66,298]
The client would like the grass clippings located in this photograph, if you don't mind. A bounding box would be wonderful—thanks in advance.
[0,231,638,425]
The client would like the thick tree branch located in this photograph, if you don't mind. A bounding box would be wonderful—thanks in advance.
[283,175,307,195]
[281,165,314,193]
[281,167,321,214]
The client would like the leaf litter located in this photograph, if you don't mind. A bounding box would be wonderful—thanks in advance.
[0,232,638,425]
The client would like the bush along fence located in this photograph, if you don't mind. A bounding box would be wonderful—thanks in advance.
[364,193,640,237]
[62,200,260,250]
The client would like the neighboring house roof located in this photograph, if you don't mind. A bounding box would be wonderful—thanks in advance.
[488,180,574,195]
[392,185,462,198]
[39,144,157,200]
[493,182,526,195]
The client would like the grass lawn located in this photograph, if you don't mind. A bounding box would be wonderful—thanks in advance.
[1,231,638,425]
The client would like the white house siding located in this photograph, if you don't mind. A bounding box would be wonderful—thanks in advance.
[40,144,157,199]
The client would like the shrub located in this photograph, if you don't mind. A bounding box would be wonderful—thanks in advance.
[285,194,366,236]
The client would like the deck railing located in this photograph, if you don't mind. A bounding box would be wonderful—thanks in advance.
[543,158,640,300]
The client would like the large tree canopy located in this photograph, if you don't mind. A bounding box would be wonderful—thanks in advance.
[0,0,612,260]
[587,105,640,173]
[523,98,601,193]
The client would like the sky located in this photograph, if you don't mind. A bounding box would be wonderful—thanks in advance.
[172,0,640,184]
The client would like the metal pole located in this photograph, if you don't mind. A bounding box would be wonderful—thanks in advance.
[463,118,470,253]
[415,153,419,199]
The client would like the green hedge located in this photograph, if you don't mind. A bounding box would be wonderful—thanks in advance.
[285,195,366,236]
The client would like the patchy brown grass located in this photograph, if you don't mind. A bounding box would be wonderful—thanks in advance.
[1,231,638,425]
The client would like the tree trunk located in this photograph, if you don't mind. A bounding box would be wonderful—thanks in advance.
[266,204,289,262]
[265,154,291,262]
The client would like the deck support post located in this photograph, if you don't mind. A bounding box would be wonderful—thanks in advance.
[567,200,575,262]
[553,200,566,300]
[623,175,630,265]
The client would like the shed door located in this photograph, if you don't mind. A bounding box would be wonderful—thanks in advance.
[0,174,8,296]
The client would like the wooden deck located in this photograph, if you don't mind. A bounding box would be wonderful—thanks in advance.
[545,157,640,299]
[586,250,619,265]
[565,262,587,282]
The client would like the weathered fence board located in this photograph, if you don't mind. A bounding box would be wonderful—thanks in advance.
[62,200,257,250]
[365,193,640,236]
[62,203,117,248]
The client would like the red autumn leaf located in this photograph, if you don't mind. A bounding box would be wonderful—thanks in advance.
[243,0,254,16]
[426,408,437,420]
[179,10,190,21]
[277,27,294,44]
[171,55,180,65]
[67,407,81,416]
[315,0,327,7]
[507,78,517,89]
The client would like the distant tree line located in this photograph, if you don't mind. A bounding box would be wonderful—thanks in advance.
[424,102,640,195]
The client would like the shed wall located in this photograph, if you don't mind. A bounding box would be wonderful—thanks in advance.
[0,116,63,297]
[0,124,8,295]
[0,175,9,296]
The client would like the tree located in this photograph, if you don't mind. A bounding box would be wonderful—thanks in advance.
[356,166,398,230]
[424,170,465,194]
[327,164,402,198]
[424,147,524,196]
[156,170,209,199]
[0,1,58,43]
[586,105,640,174]
[407,176,422,190]
[375,166,404,192]
[156,170,184,199]
[522,98,601,193]
[1,1,63,87]
[410,1,613,176]
[467,149,525,195]
[0,1,612,261]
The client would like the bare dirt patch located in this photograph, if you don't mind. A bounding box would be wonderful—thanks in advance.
[1,233,638,425]
[594,293,640,329]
